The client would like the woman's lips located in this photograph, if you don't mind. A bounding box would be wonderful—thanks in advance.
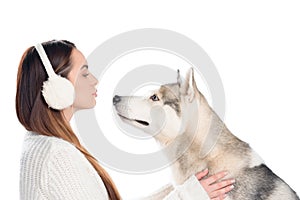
[92,90,97,97]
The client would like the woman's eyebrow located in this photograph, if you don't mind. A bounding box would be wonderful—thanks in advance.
[80,65,88,70]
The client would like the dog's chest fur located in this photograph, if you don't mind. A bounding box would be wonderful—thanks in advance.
[169,127,251,185]
[167,127,299,199]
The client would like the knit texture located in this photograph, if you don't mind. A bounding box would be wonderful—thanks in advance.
[20,131,108,200]
[164,176,210,200]
[20,131,209,200]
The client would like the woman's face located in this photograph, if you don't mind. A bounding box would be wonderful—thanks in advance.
[67,48,98,110]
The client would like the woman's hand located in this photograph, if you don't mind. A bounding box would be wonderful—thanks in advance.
[196,169,235,200]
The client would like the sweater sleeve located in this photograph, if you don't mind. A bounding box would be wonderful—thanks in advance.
[142,176,210,200]
[44,142,109,200]
[163,176,210,200]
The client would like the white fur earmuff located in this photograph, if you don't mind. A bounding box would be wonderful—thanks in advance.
[35,43,75,110]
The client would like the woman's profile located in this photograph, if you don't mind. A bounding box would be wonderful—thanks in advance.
[16,40,234,200]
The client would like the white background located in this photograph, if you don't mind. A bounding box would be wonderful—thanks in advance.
[1,0,300,199]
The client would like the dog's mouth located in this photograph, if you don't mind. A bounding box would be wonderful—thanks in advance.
[117,114,149,126]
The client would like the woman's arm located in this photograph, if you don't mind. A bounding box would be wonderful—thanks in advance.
[142,169,234,200]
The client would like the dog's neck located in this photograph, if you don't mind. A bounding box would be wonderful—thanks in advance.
[195,100,225,159]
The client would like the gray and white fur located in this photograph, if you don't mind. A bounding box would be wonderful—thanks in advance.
[113,68,299,200]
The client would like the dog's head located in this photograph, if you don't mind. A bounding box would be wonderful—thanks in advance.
[113,68,201,144]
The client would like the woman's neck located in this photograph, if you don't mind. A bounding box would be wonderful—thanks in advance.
[63,106,75,122]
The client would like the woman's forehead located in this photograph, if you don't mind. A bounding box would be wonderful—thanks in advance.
[71,48,87,67]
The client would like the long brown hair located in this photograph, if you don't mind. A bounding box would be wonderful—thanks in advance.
[15,40,121,200]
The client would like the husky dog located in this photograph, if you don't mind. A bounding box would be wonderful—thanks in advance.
[113,68,299,199]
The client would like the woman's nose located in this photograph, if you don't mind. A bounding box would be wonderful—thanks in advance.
[91,73,99,86]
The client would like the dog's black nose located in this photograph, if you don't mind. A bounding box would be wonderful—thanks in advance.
[113,95,121,105]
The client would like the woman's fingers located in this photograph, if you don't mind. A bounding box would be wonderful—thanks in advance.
[195,168,209,180]
[209,184,234,199]
[202,171,228,186]
[196,170,235,199]
[209,178,235,192]
[211,194,227,200]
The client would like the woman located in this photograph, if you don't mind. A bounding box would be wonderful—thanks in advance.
[16,40,235,200]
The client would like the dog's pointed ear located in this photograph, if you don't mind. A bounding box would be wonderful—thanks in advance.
[177,69,182,87]
[181,68,196,102]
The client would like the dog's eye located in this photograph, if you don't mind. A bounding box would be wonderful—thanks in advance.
[150,94,159,101]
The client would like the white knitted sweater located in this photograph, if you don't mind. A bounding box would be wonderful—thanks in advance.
[20,131,209,200]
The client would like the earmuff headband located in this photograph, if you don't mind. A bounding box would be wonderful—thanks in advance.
[35,43,57,78]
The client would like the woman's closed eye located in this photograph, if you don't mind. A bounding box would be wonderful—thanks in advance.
[81,65,90,77]
[83,73,89,77]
